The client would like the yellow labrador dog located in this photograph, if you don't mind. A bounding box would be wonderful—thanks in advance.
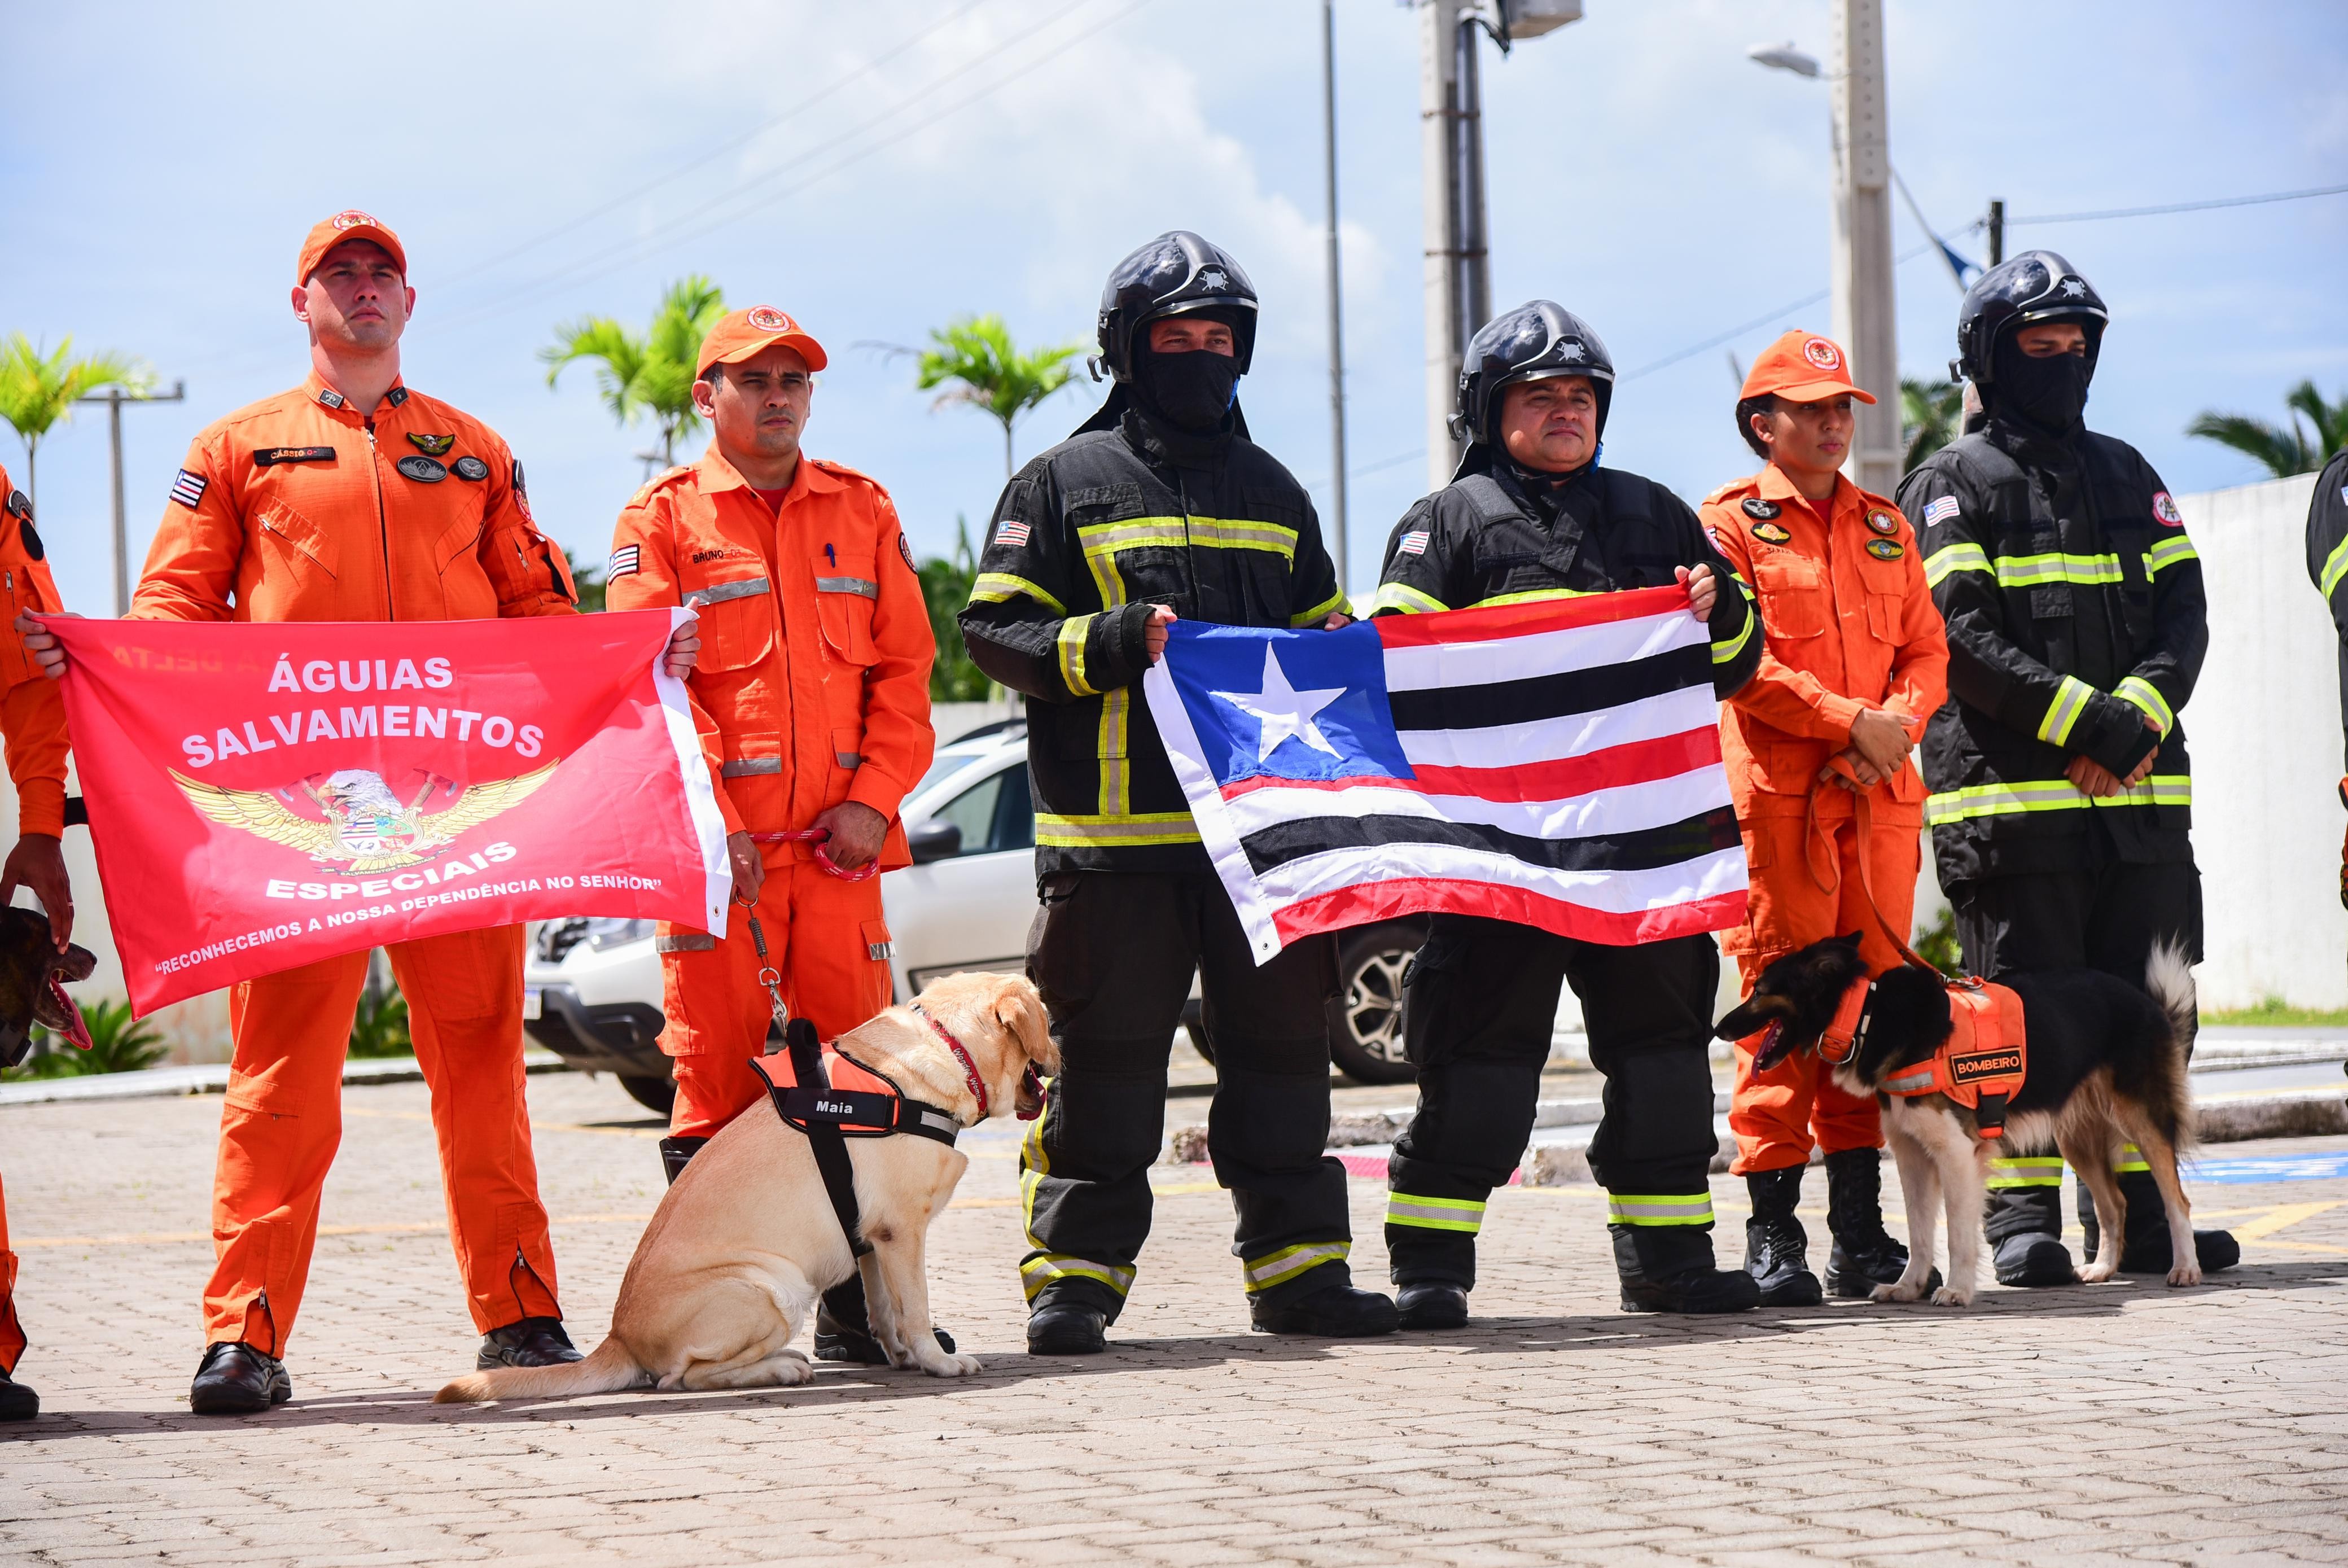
[436,972,1055,1402]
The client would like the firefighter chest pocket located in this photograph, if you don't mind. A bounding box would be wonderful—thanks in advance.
[686,573,777,674]
[257,501,339,582]
[814,555,879,666]
[1753,555,1828,639]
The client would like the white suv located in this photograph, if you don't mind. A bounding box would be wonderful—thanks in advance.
[522,722,1420,1112]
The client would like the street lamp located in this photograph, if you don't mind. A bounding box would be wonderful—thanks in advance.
[1747,42,1821,77]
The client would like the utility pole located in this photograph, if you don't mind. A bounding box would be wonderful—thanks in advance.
[1321,0,1350,588]
[76,380,185,615]
[1987,198,2005,266]
[1420,1,1579,491]
[1828,0,1899,495]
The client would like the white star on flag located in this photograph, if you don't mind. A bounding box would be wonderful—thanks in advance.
[1211,646,1347,764]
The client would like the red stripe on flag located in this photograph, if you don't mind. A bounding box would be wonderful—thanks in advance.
[1217,728,1723,805]
[1268,878,1747,949]
[1372,584,1691,647]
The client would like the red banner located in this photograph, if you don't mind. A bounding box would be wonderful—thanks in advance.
[49,611,731,1015]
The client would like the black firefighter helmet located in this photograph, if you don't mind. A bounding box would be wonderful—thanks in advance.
[1953,249,2109,386]
[1093,231,1259,382]
[1453,300,1615,454]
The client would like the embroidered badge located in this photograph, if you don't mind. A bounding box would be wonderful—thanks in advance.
[452,456,489,481]
[608,545,642,579]
[17,518,42,561]
[1866,508,1899,536]
[170,468,209,509]
[1742,498,1781,520]
[253,446,337,467]
[1398,529,1431,556]
[994,519,1032,549]
[1865,538,1905,560]
[2152,490,2184,527]
[406,432,455,456]
[745,305,792,332]
[1923,495,1962,527]
[395,455,447,484]
[899,532,916,568]
[1751,520,1793,544]
[1802,338,1841,370]
[5,489,30,522]
[316,387,345,409]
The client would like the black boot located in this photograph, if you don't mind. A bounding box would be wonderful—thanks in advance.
[1614,1226,1760,1314]
[0,1366,35,1421]
[813,1272,956,1363]
[478,1317,582,1369]
[189,1341,291,1414]
[2079,1168,2239,1274]
[659,1135,707,1185]
[1986,1179,2074,1287]
[1395,1283,1470,1330]
[1252,1283,1401,1337]
[1026,1303,1107,1355]
[1742,1166,1822,1306]
[1823,1148,1938,1298]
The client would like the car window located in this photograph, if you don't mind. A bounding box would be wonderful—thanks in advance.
[931,761,1032,856]
[914,749,987,799]
[992,763,1033,851]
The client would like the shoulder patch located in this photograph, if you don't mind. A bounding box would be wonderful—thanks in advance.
[1741,497,1781,520]
[17,516,43,562]
[608,544,642,580]
[1864,507,1900,536]
[4,489,29,523]
[170,468,209,510]
[899,532,915,569]
[1922,494,1962,527]
[2152,490,2184,527]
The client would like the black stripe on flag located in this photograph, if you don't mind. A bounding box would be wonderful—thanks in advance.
[1238,805,1741,878]
[1386,642,1710,733]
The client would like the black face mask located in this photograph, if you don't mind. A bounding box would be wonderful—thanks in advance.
[1991,335,2092,435]
[1133,345,1241,433]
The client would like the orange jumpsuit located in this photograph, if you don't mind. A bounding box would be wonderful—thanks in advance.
[0,460,69,1375]
[1702,466,1948,1174]
[133,371,579,1353]
[607,448,934,1138]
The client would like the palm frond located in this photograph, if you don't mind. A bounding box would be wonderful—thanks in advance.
[2283,379,2348,461]
[2185,410,2312,479]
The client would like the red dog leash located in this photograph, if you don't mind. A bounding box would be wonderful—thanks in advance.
[747,827,878,882]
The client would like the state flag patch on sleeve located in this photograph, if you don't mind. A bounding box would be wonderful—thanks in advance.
[1399,529,1431,556]
[169,468,208,510]
[608,544,642,579]
[993,519,1032,549]
[1922,495,1961,527]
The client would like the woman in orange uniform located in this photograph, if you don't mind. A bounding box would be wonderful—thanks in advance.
[1701,331,1949,1304]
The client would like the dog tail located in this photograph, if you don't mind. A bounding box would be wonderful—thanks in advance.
[2143,940,2199,1151]
[432,1334,644,1404]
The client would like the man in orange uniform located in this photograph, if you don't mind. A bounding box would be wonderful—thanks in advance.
[604,306,934,1363]
[0,461,77,1422]
[24,212,699,1414]
[1702,331,1949,1305]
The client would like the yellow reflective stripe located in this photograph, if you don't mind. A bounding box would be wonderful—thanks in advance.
[969,572,1067,614]
[2114,676,2174,737]
[1925,774,2192,826]
[1077,515,1299,561]
[1034,811,1202,847]
[1710,603,1755,666]
[1925,542,1992,587]
[1606,1192,1715,1227]
[1242,1239,1350,1291]
[1986,1155,2065,1189]
[2113,1142,2150,1175]
[2037,674,2097,746]
[1056,614,1099,699]
[1994,551,2123,588]
[2144,536,2198,577]
[2322,532,2348,600]
[1098,687,1131,815]
[1369,582,1452,615]
[1290,588,1352,627]
[1019,1254,1136,1301]
[1386,1193,1487,1234]
[1470,587,1597,608]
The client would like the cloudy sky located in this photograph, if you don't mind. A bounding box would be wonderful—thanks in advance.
[5,0,2343,610]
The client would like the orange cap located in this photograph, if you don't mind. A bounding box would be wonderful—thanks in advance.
[1739,330,1877,405]
[296,210,408,285]
[695,306,829,378]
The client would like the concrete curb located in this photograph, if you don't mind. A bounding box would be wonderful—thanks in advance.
[0,1049,572,1107]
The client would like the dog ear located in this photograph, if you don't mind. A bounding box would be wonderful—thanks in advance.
[994,978,1059,1075]
[1835,931,1865,949]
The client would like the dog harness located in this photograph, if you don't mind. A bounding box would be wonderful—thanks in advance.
[1819,974,2028,1137]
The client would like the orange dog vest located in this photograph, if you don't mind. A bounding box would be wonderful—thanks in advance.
[1819,975,2027,1137]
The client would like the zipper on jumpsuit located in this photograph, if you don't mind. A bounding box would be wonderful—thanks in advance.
[364,423,395,619]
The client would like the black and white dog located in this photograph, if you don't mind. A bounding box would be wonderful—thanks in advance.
[1715,936,2201,1306]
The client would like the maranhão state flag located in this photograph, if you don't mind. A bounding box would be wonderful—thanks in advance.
[1141,586,1748,963]
[46,610,731,1015]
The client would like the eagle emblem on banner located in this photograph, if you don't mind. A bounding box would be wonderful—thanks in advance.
[170,763,560,873]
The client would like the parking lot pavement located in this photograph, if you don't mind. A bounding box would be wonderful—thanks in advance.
[5,1072,2347,1566]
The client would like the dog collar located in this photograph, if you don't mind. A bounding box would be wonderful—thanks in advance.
[910,1005,1046,1123]
[1817,975,1874,1066]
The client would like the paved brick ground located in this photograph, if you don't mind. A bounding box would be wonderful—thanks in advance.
[3,1071,2346,1565]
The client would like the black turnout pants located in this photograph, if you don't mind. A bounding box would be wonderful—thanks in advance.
[1019,871,1349,1321]
[1386,916,1723,1289]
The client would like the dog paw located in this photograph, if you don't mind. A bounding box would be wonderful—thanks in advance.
[1871,1281,1923,1303]
[2167,1263,2202,1288]
[2076,1263,2118,1284]
[774,1356,815,1386]
[1930,1285,1973,1308]
[919,1351,984,1379]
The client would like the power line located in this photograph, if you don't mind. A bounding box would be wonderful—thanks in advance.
[1618,237,1955,383]
[2009,181,2348,226]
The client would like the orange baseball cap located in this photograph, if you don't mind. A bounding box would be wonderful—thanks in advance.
[296,210,408,284]
[1740,330,1876,405]
[695,306,829,377]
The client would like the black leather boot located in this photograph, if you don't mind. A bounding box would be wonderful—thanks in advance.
[1251,1283,1401,1336]
[478,1317,582,1369]
[1614,1226,1760,1314]
[0,1366,36,1421]
[813,1272,956,1363]
[2079,1168,2239,1274]
[1395,1283,1469,1330]
[189,1341,291,1414]
[659,1136,708,1186]
[1823,1147,1937,1297]
[1742,1166,1822,1306]
[1985,1176,2073,1286]
[1026,1303,1107,1355]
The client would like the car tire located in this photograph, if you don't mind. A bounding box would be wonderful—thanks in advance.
[1180,997,1215,1066]
[1325,922,1422,1085]
[619,1074,677,1116]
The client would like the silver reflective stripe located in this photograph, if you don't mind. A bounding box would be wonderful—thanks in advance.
[919,1110,960,1136]
[835,751,862,769]
[656,932,716,953]
[689,575,770,606]
[720,757,782,777]
[1242,1239,1350,1292]
[1605,1193,1715,1227]
[867,941,894,961]
[1385,1193,1486,1233]
[814,575,879,599]
[1883,1067,1937,1094]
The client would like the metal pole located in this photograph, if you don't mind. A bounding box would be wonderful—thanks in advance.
[78,379,185,616]
[1828,0,1900,495]
[1420,0,1466,493]
[1321,0,1350,589]
[1987,198,2005,266]
[1457,15,1490,341]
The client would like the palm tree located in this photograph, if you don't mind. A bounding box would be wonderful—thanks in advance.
[543,277,727,474]
[0,333,152,507]
[918,516,991,701]
[1900,376,1964,475]
[2188,381,2348,479]
[914,314,1087,480]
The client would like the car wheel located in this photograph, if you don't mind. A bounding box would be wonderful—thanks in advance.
[619,1074,677,1116]
[1326,922,1422,1085]
[1180,997,1215,1066]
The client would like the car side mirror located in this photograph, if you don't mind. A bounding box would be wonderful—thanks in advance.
[906,819,963,865]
